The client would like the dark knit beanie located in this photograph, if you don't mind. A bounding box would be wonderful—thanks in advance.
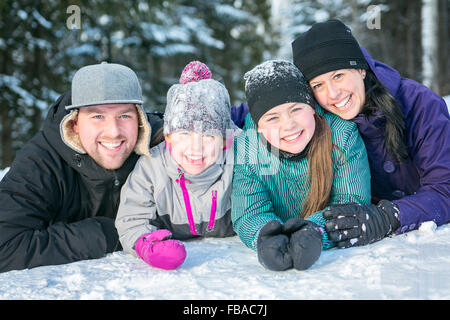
[244,60,314,124]
[292,19,368,81]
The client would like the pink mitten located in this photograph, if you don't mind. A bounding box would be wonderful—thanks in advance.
[135,229,186,270]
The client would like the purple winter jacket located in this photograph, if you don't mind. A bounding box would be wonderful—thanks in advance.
[353,48,450,234]
[231,102,249,128]
[232,53,449,234]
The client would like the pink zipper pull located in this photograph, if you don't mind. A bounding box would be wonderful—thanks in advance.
[208,190,218,230]
[176,168,197,235]
[223,132,233,150]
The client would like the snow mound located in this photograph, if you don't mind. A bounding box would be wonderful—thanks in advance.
[1,224,450,300]
[1,97,449,300]
[419,221,437,234]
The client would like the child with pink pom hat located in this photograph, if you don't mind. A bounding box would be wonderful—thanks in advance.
[115,61,240,270]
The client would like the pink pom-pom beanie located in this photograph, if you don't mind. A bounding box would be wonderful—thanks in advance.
[163,61,238,138]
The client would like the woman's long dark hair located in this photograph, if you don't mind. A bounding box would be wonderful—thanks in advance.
[362,70,409,162]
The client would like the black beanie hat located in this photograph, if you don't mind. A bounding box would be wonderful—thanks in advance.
[244,60,314,124]
[292,19,368,81]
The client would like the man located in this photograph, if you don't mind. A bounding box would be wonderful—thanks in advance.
[0,62,163,272]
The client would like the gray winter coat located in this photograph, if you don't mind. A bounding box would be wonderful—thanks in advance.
[115,141,236,256]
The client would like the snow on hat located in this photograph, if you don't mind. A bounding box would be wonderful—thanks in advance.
[164,61,238,138]
[244,59,314,124]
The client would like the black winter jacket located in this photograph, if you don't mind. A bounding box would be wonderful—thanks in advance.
[0,92,163,273]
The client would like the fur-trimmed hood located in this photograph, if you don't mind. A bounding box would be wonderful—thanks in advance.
[42,91,152,175]
[59,98,151,158]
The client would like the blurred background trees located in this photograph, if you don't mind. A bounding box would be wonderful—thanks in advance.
[0,0,448,168]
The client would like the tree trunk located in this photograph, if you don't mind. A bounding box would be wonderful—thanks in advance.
[406,2,416,79]
[0,95,13,168]
[0,4,13,168]
[437,0,449,95]
[31,0,43,134]
[421,0,439,92]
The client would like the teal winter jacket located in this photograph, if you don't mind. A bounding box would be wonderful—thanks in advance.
[231,104,371,250]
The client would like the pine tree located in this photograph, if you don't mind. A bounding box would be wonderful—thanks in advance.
[0,1,69,168]
[0,0,280,168]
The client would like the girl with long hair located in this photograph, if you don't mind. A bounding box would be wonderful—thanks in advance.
[231,60,371,271]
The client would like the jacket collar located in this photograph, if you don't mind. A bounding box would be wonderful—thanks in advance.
[159,142,226,191]
[352,110,386,139]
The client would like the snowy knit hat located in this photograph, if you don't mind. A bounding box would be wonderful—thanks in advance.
[164,61,238,138]
[244,59,314,124]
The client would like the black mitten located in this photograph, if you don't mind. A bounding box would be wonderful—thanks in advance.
[323,200,400,248]
[257,218,323,271]
[287,219,323,270]
[257,220,292,271]
[281,217,310,234]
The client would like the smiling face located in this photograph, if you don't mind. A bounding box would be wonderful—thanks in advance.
[73,104,139,170]
[309,69,366,120]
[257,102,315,154]
[165,131,223,175]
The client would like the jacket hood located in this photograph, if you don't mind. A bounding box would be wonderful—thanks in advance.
[59,93,151,157]
[361,47,402,98]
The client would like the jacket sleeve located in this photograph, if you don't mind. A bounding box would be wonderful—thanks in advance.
[231,160,282,251]
[393,81,450,232]
[231,162,338,251]
[0,142,115,273]
[115,155,158,256]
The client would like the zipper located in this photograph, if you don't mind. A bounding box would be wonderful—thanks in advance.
[208,190,217,230]
[176,168,197,235]
[176,168,218,235]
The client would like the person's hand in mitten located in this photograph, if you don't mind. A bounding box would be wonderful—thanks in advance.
[283,218,323,270]
[135,229,186,270]
[257,220,292,271]
[323,200,400,248]
[256,218,323,271]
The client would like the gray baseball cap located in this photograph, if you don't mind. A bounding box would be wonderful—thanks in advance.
[65,62,143,110]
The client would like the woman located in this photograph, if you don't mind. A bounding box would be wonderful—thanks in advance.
[292,19,450,248]
[232,60,371,271]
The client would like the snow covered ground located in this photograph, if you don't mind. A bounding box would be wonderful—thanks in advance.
[0,97,449,300]
[1,222,450,300]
